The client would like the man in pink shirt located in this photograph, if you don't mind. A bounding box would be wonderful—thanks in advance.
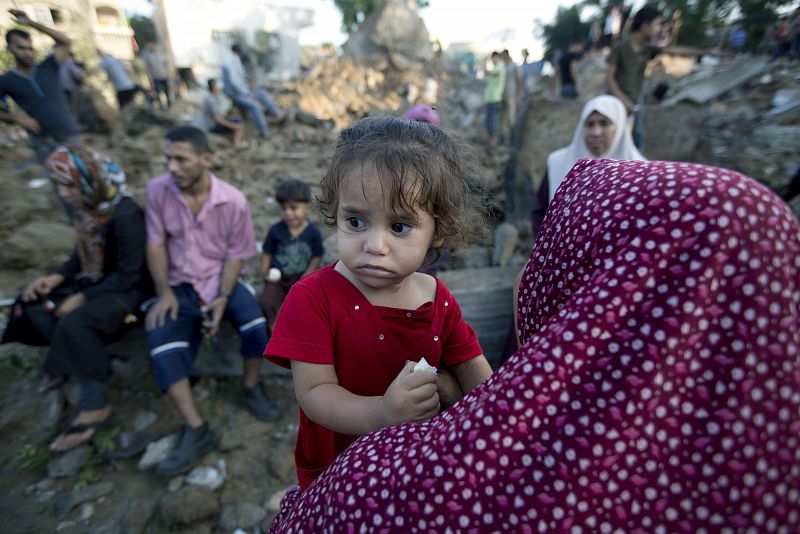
[144,125,279,476]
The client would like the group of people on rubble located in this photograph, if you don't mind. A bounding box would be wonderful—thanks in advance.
[0,5,799,533]
[1,121,328,475]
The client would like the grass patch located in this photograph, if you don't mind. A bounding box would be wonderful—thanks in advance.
[73,423,121,491]
[15,444,51,472]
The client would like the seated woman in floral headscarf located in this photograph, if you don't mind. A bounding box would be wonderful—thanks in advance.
[268,159,800,532]
[1,145,151,451]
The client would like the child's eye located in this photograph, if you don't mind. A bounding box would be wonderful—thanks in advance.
[391,222,413,234]
[345,217,366,230]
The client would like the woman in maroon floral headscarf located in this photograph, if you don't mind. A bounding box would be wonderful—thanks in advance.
[270,159,800,533]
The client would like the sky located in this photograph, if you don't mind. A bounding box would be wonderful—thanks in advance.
[119,0,581,53]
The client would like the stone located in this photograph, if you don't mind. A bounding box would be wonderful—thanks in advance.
[219,420,271,451]
[167,476,184,493]
[132,410,158,432]
[218,502,267,531]
[492,222,520,267]
[137,433,178,471]
[36,490,57,503]
[267,441,296,483]
[0,221,74,271]
[343,0,433,69]
[160,486,220,528]
[36,478,55,491]
[108,497,157,534]
[42,390,63,429]
[264,487,289,513]
[185,460,226,491]
[54,482,114,515]
[80,503,94,520]
[47,446,90,479]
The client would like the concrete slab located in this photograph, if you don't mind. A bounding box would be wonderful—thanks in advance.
[663,57,769,105]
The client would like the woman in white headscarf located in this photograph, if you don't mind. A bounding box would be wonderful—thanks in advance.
[531,94,644,238]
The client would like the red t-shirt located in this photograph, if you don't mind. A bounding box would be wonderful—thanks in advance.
[264,263,483,489]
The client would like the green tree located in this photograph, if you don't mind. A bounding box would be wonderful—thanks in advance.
[333,0,429,33]
[541,5,590,53]
[128,14,156,48]
[578,0,794,51]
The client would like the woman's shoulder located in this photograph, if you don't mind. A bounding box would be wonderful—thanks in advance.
[113,196,144,219]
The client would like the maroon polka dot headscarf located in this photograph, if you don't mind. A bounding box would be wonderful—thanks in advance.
[271,159,800,533]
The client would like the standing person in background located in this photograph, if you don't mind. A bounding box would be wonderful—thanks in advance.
[499,50,519,144]
[483,51,505,148]
[588,19,603,53]
[142,41,171,109]
[97,50,139,108]
[602,5,622,49]
[606,4,665,151]
[559,42,583,99]
[59,52,84,107]
[619,4,632,35]
[240,54,285,122]
[0,9,78,166]
[221,44,269,138]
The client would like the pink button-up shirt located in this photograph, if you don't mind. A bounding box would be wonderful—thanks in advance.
[145,173,257,304]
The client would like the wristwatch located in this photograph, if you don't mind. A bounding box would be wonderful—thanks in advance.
[217,290,231,300]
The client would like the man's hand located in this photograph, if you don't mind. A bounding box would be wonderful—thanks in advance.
[55,293,85,317]
[17,116,41,135]
[22,274,64,302]
[623,98,635,115]
[9,9,33,26]
[378,361,440,427]
[200,296,228,337]
[145,289,180,330]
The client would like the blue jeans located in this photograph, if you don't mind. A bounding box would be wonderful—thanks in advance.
[251,87,281,116]
[146,281,268,390]
[631,103,645,152]
[78,378,109,411]
[485,102,501,138]
[225,90,268,136]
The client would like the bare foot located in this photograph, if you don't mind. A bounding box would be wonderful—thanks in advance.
[50,405,112,452]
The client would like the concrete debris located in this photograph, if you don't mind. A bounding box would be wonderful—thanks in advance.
[343,0,433,70]
[663,57,769,105]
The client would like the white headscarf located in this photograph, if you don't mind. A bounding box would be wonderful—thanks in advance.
[547,95,645,201]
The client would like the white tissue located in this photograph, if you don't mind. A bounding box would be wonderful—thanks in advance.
[413,357,437,374]
[267,267,282,283]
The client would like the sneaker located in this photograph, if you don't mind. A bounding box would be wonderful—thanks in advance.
[155,423,217,477]
[239,383,281,422]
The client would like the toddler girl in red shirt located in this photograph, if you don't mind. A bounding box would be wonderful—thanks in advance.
[265,116,494,490]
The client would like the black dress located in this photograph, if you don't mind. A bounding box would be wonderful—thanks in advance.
[1,197,152,382]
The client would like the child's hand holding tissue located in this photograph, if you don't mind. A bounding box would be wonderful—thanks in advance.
[378,360,440,427]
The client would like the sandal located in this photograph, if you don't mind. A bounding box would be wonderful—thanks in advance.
[50,413,114,452]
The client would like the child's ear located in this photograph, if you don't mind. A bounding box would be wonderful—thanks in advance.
[431,237,445,249]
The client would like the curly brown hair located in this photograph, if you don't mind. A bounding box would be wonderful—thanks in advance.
[317,116,490,250]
